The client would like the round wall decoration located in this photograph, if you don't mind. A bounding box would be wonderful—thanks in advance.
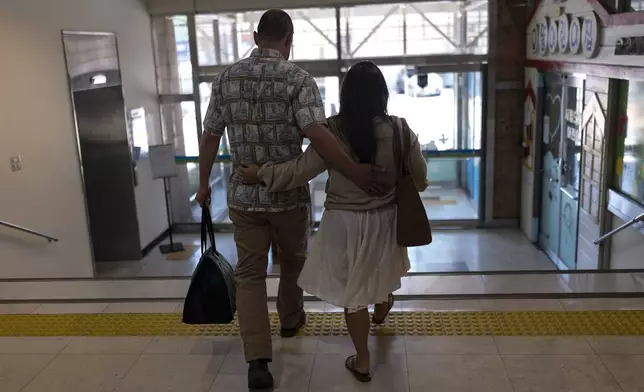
[538,19,549,56]
[558,14,569,53]
[531,26,539,54]
[548,18,558,54]
[569,17,582,54]
[582,12,600,58]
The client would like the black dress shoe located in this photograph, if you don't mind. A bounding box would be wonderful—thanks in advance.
[248,359,274,390]
[280,312,306,338]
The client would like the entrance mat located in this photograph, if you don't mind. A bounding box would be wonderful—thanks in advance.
[165,245,199,261]
[2,311,644,336]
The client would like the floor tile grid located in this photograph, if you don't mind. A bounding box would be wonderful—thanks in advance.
[12,336,644,391]
[97,228,557,278]
[496,345,515,392]
[14,337,229,392]
[586,342,628,392]
[107,337,227,392]
[10,338,75,392]
[493,337,626,392]
[89,347,144,392]
[497,353,624,392]
[584,336,644,392]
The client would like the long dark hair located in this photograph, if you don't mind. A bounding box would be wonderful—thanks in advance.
[338,61,389,164]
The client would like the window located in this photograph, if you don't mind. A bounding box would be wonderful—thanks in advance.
[196,8,338,66]
[152,7,489,224]
[340,1,488,59]
[152,16,193,94]
[160,102,199,156]
[632,0,644,10]
[615,80,644,205]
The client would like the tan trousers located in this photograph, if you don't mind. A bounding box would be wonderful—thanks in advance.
[229,207,309,362]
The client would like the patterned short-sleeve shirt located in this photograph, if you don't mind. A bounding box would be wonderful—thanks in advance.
[203,48,327,212]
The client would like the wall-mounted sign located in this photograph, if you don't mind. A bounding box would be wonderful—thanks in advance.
[615,36,644,55]
[538,20,549,56]
[558,14,569,53]
[581,12,600,58]
[531,27,539,54]
[548,19,559,53]
[569,17,582,54]
[530,12,600,59]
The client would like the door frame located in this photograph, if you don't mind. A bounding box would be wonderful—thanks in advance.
[535,71,585,270]
[191,64,489,229]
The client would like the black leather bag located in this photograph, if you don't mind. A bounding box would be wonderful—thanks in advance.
[182,207,236,324]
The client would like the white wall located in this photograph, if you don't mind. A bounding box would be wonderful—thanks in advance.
[0,0,167,278]
[520,67,539,243]
[609,216,644,269]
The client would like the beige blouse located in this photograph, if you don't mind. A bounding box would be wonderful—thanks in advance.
[257,116,429,212]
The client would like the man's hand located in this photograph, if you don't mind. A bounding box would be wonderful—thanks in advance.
[239,164,261,184]
[196,186,211,207]
[350,164,389,196]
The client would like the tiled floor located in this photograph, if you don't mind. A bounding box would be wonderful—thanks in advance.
[5,297,644,315]
[4,273,644,302]
[5,333,644,391]
[96,228,555,278]
[420,186,479,220]
[4,299,644,391]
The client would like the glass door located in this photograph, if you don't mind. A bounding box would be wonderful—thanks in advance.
[539,73,583,269]
[558,83,583,267]
[379,65,484,223]
[311,67,484,225]
[539,76,563,258]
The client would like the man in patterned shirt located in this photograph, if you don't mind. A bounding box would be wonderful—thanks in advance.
[196,9,383,389]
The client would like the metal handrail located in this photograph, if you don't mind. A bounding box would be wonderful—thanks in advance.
[594,213,644,245]
[0,220,59,243]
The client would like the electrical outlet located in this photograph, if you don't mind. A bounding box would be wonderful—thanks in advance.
[10,155,22,172]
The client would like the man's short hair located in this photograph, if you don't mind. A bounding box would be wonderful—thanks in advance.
[257,9,294,41]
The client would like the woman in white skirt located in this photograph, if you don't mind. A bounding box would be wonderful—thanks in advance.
[240,61,428,382]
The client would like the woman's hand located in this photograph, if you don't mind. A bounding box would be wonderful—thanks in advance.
[239,164,262,184]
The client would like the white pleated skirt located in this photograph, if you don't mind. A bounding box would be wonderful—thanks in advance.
[297,206,410,310]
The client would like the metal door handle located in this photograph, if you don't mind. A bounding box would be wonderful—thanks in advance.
[549,177,559,183]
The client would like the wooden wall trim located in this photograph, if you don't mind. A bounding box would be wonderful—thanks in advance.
[526,59,644,80]
[585,0,613,25]
[528,0,644,27]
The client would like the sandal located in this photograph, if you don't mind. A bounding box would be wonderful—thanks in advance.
[345,355,371,383]
[371,294,394,325]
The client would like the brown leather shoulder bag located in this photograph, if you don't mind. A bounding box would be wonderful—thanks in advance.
[391,116,433,247]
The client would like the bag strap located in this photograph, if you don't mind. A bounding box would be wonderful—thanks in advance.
[390,116,409,177]
[401,120,411,175]
[201,206,216,253]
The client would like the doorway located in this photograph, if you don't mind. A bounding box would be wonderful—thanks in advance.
[538,73,584,269]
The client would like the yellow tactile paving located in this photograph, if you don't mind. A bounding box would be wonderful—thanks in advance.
[3,311,644,337]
